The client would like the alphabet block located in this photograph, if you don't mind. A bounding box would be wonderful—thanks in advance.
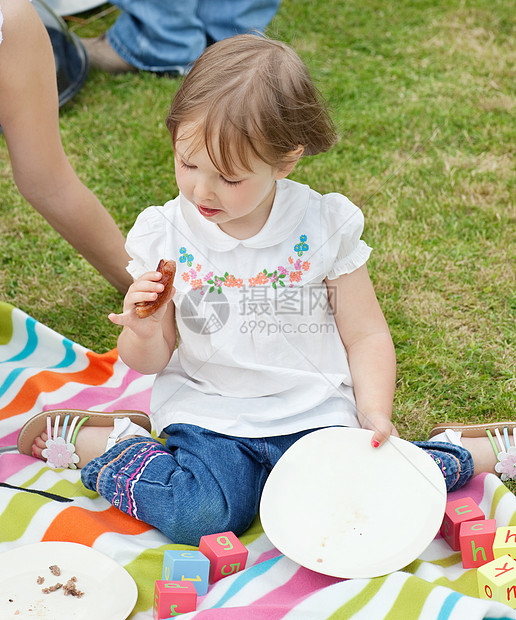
[440,496,485,551]
[153,581,197,619]
[478,554,516,608]
[460,519,496,568]
[493,527,516,560]
[162,550,210,596]
[199,531,248,583]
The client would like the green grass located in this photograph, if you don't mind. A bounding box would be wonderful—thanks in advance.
[0,0,514,441]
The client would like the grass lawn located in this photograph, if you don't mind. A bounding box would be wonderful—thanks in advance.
[1,0,514,442]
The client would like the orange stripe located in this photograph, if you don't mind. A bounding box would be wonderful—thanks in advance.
[42,505,152,546]
[0,349,118,419]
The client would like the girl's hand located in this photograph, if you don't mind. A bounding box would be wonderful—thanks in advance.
[108,270,175,333]
[358,412,399,448]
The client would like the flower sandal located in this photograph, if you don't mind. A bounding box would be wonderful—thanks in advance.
[17,409,152,469]
[429,422,516,482]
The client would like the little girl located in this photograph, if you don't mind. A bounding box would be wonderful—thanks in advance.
[24,34,515,545]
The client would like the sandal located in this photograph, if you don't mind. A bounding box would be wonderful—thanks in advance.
[429,422,516,482]
[17,409,152,470]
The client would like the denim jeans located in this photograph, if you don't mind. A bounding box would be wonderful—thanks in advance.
[107,0,281,72]
[81,426,474,546]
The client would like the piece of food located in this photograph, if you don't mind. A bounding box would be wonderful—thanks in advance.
[135,259,176,319]
[63,577,84,598]
[49,565,61,576]
[42,583,62,593]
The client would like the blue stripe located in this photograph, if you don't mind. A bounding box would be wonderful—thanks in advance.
[0,317,39,398]
[436,592,462,620]
[7,316,38,362]
[211,555,283,608]
[0,322,76,400]
[52,338,76,369]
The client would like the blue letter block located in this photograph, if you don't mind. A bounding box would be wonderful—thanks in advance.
[162,550,209,596]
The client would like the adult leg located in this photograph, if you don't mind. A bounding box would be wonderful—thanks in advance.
[107,0,206,72]
[198,0,281,44]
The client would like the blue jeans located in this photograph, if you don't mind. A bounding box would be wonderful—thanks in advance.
[107,0,281,72]
[81,426,474,546]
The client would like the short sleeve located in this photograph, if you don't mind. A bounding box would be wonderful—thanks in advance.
[321,193,373,280]
[125,201,178,279]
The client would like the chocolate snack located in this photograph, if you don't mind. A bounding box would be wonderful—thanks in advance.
[135,259,176,318]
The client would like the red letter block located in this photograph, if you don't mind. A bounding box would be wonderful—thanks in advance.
[440,496,485,550]
[199,531,248,583]
[460,519,496,568]
[153,581,197,619]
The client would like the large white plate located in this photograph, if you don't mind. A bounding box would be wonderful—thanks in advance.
[260,427,447,578]
[0,542,138,619]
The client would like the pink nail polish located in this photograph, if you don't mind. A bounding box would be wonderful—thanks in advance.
[371,439,380,448]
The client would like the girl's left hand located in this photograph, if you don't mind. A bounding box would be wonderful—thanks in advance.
[358,412,399,448]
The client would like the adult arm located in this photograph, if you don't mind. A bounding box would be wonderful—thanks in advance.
[0,0,131,292]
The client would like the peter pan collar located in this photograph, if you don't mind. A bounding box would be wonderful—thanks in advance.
[179,179,311,251]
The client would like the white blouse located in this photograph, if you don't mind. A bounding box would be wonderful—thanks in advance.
[126,178,372,438]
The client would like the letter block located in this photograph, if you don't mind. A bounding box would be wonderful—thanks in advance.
[460,519,496,568]
[478,554,516,608]
[440,496,485,551]
[162,550,210,596]
[199,531,248,583]
[493,527,516,560]
[153,581,197,619]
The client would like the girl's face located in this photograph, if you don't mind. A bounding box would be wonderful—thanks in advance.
[174,123,290,239]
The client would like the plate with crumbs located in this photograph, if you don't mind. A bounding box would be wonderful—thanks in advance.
[260,427,447,578]
[0,541,137,619]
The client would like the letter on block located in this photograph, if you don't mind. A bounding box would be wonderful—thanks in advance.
[199,531,248,583]
[153,581,197,619]
[460,519,496,568]
[440,496,485,551]
[478,554,516,609]
[493,527,516,560]
[162,550,210,596]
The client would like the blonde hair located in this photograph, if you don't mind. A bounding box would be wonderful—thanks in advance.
[166,34,337,177]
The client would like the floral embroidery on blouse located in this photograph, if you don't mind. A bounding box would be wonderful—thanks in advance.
[179,235,311,293]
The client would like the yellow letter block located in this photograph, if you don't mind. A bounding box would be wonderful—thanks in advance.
[478,554,516,608]
[493,527,516,560]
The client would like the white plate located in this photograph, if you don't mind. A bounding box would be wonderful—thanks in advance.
[0,542,138,619]
[260,427,447,578]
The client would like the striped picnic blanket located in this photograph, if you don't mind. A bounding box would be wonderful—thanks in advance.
[1,300,515,619]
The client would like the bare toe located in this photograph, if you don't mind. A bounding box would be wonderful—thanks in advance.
[32,432,48,459]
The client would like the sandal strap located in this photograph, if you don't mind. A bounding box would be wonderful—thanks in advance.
[42,414,89,470]
[485,427,516,482]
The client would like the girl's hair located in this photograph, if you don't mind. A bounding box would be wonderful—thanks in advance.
[166,34,337,177]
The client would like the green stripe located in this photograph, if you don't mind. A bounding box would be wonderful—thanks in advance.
[434,569,479,595]
[328,576,388,619]
[0,493,51,541]
[0,302,14,344]
[384,575,438,620]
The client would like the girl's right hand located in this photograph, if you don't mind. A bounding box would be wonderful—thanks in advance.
[108,270,175,333]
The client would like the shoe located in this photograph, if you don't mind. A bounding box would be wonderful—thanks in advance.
[17,409,152,469]
[429,422,516,439]
[81,34,137,74]
[429,422,516,482]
